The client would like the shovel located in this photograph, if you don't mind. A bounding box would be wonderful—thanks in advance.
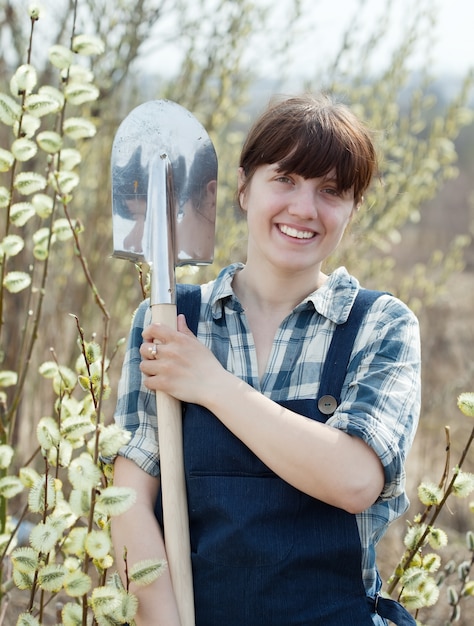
[111,99,217,626]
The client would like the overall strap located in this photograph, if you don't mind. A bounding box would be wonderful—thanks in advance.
[176,283,202,335]
[367,596,417,625]
[317,289,384,417]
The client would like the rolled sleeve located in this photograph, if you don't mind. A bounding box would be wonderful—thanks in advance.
[113,299,161,477]
[327,295,421,501]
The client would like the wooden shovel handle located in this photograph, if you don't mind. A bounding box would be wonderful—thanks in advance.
[152,303,195,626]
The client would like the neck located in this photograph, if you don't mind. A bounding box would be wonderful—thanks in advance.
[233,263,327,315]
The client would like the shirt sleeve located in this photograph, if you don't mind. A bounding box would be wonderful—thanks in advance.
[326,294,421,501]
[112,299,161,477]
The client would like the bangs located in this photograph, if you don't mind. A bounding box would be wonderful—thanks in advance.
[269,119,372,196]
[240,95,377,203]
[277,132,355,192]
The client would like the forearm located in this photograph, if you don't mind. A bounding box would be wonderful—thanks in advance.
[204,370,384,513]
[111,457,181,626]
[139,319,384,512]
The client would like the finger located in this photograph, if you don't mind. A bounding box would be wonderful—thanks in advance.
[177,314,195,336]
[147,343,158,359]
[142,322,176,344]
[140,339,160,360]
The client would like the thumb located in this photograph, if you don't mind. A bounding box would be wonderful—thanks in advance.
[177,313,195,336]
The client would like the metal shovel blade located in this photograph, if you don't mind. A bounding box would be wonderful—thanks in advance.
[111,99,217,271]
[111,100,217,626]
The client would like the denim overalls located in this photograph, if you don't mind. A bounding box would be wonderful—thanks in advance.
[155,285,415,625]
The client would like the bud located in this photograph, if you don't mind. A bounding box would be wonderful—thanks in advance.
[0,186,11,208]
[418,482,443,506]
[68,454,101,491]
[29,520,60,553]
[32,227,50,247]
[32,193,54,218]
[65,64,94,84]
[84,530,111,559]
[49,171,79,194]
[57,148,81,171]
[458,392,474,417]
[10,202,36,226]
[428,527,448,549]
[98,423,131,458]
[404,524,428,550]
[11,546,39,574]
[0,475,24,499]
[38,361,60,379]
[0,445,14,469]
[24,93,61,117]
[129,559,167,587]
[0,370,18,387]
[48,44,74,69]
[36,416,60,451]
[13,172,47,196]
[0,234,24,258]
[38,85,64,109]
[14,113,41,139]
[19,467,41,488]
[3,271,32,294]
[10,64,37,96]
[72,34,105,56]
[0,148,14,172]
[38,563,67,593]
[464,581,474,596]
[458,560,471,581]
[53,217,81,241]
[452,470,474,498]
[0,92,22,125]
[36,130,62,154]
[11,138,38,162]
[63,117,96,140]
[65,82,100,106]
[447,585,458,606]
[61,603,82,624]
[28,3,42,20]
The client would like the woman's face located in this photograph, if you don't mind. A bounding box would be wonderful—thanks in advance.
[239,163,355,275]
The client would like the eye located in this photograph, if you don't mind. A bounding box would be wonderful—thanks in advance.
[275,175,293,184]
[322,187,340,196]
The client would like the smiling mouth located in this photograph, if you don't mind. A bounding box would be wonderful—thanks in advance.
[279,224,315,240]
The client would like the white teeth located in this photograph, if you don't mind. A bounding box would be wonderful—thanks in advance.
[279,224,315,239]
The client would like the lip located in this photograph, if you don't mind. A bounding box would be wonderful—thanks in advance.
[277,223,317,241]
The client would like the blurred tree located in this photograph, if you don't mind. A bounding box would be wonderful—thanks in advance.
[1,0,473,622]
[0,0,472,443]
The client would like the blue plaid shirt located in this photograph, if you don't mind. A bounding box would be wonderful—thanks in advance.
[114,263,421,608]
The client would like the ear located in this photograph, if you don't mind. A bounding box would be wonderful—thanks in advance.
[206,179,217,199]
[237,167,247,211]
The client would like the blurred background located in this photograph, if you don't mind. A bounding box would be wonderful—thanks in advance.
[0,0,473,623]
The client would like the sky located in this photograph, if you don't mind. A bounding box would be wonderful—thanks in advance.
[286,0,473,77]
[415,0,472,74]
[136,0,473,86]
[26,0,470,86]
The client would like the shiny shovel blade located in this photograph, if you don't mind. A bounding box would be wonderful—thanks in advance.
[111,99,217,266]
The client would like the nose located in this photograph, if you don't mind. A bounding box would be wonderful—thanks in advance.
[287,183,318,220]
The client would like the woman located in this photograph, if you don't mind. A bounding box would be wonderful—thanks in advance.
[111,94,421,625]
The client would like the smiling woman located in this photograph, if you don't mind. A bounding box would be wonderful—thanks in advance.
[110,93,421,626]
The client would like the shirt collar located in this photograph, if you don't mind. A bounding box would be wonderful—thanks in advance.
[208,263,244,319]
[303,267,360,324]
[207,263,359,325]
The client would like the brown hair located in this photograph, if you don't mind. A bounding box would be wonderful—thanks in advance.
[239,93,377,205]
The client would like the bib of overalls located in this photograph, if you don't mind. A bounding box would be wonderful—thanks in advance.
[177,397,375,626]
[153,285,415,625]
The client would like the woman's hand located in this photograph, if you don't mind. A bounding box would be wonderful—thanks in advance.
[140,314,223,405]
